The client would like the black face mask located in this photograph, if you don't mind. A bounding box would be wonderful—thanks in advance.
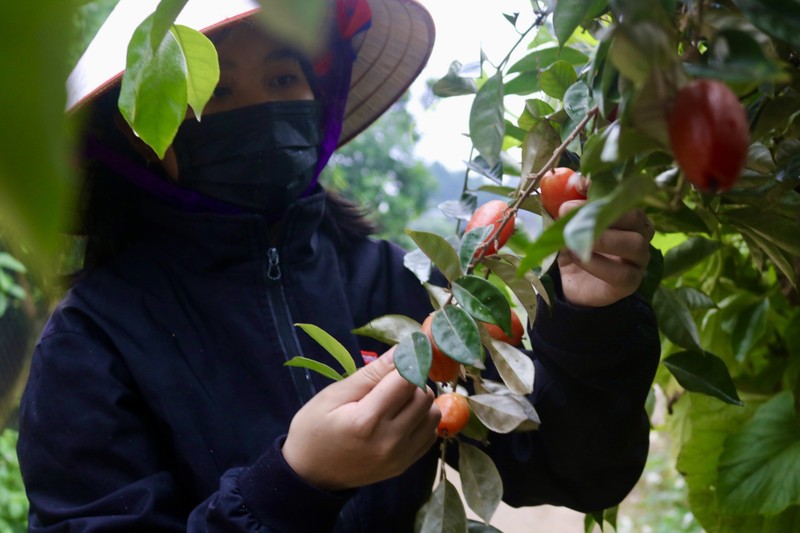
[172,100,322,213]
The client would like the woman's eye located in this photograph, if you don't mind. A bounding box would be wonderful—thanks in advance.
[212,86,231,99]
[270,74,298,88]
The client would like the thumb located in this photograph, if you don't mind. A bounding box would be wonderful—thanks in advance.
[321,347,398,405]
[558,198,586,219]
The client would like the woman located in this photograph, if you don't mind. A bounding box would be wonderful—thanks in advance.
[17,0,660,531]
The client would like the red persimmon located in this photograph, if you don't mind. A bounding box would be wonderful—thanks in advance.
[540,167,587,218]
[464,200,516,256]
[421,314,460,383]
[481,308,524,346]
[668,79,749,193]
[434,392,470,438]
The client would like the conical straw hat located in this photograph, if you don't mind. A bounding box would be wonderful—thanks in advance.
[67,0,435,146]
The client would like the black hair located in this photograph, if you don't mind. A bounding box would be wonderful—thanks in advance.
[322,190,380,244]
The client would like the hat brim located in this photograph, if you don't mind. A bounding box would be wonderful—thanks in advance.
[67,0,435,147]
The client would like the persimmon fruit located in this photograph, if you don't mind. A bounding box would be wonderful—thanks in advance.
[434,392,470,438]
[481,309,525,346]
[540,167,587,218]
[668,79,749,193]
[421,314,460,383]
[464,200,516,256]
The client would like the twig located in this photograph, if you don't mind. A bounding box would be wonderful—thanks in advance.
[466,105,599,273]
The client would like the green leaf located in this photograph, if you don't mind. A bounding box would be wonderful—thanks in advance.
[406,229,463,282]
[171,25,219,120]
[504,72,540,96]
[415,479,468,533]
[676,286,716,310]
[352,314,421,345]
[662,236,721,279]
[483,257,539,319]
[394,332,432,391]
[663,351,742,406]
[71,0,120,70]
[636,244,663,303]
[284,356,344,382]
[730,299,769,364]
[508,46,589,73]
[432,306,484,368]
[563,174,656,263]
[669,393,764,529]
[433,61,478,97]
[256,0,328,57]
[119,14,188,158]
[684,28,789,85]
[563,80,593,122]
[425,283,451,310]
[295,323,357,376]
[467,393,529,433]
[404,248,432,284]
[718,391,800,515]
[469,72,505,168]
[451,275,511,336]
[734,222,798,288]
[0,0,74,276]
[459,443,503,525]
[608,21,674,86]
[722,207,800,257]
[460,227,492,272]
[482,334,534,395]
[553,0,602,47]
[517,212,574,273]
[734,0,800,50]
[580,122,661,175]
[467,519,503,532]
[653,285,702,351]
[440,193,478,222]
[520,120,562,179]
[539,60,578,99]
[149,0,188,51]
[0,253,27,274]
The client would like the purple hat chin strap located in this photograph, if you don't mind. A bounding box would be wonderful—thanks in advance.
[301,37,357,199]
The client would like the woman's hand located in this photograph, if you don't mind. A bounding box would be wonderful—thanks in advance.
[557,201,655,308]
[281,349,441,491]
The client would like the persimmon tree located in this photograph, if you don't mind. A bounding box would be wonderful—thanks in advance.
[419,1,800,531]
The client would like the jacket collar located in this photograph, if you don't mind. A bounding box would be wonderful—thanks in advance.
[135,186,329,267]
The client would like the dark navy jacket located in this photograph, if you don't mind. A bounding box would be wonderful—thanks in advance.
[17,189,660,532]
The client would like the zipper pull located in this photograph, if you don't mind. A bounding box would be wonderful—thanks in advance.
[267,247,281,281]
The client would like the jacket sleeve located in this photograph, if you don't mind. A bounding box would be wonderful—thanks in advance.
[480,270,661,513]
[17,321,351,532]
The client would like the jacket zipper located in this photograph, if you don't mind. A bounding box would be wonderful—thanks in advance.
[266,247,316,405]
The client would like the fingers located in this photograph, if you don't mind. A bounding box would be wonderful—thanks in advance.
[360,369,423,419]
[557,198,585,218]
[609,208,655,242]
[560,250,646,292]
[589,226,651,268]
[323,347,398,405]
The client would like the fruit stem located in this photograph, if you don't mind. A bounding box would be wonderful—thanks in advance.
[438,439,449,482]
[466,106,599,274]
